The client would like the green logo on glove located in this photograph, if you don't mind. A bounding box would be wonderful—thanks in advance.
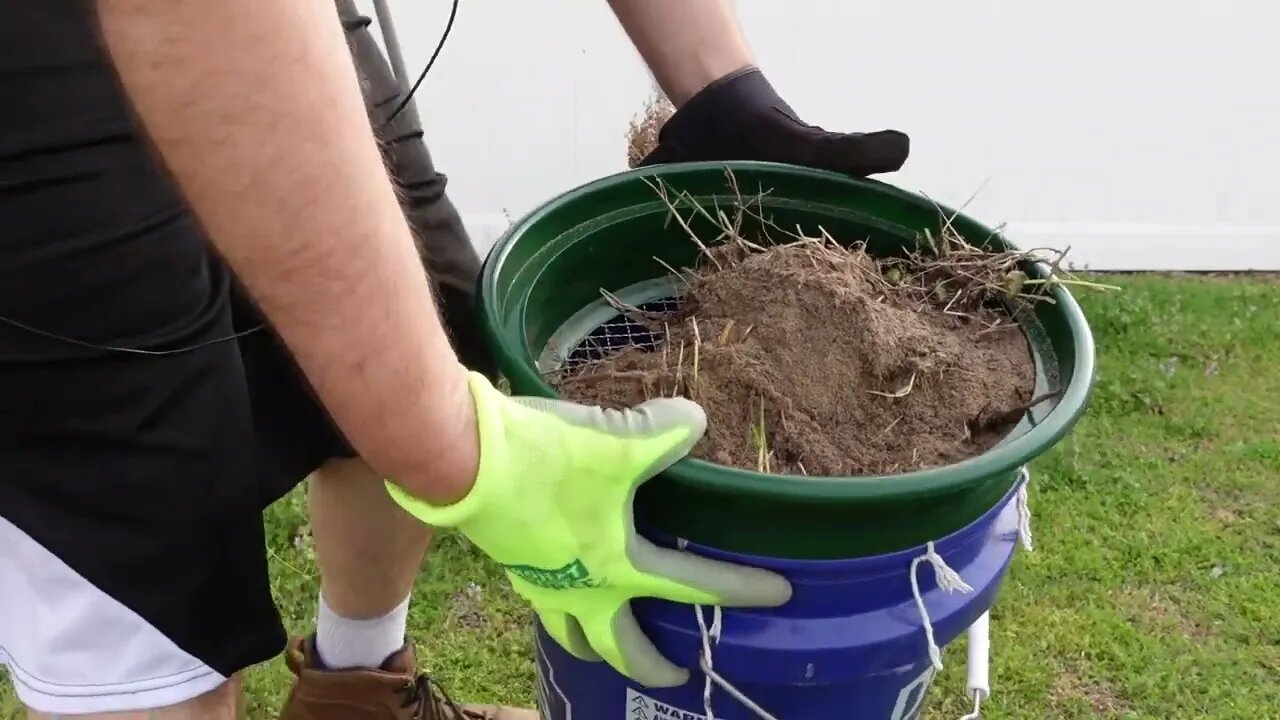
[504,559,600,590]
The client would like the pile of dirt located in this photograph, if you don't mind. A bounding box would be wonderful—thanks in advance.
[553,234,1040,477]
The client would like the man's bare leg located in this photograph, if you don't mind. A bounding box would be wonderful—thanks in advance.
[308,457,431,666]
[28,676,241,720]
[294,459,536,719]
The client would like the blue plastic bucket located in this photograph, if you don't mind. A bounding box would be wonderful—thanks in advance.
[533,477,1024,720]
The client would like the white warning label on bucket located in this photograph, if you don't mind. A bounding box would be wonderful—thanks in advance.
[625,688,707,720]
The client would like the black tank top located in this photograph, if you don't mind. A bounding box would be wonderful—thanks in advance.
[0,2,229,362]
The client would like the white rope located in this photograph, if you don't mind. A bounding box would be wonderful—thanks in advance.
[910,541,974,671]
[679,538,779,720]
[1015,467,1034,552]
[694,604,722,719]
[700,661,782,720]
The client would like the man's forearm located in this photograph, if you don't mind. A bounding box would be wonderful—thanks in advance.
[608,0,754,106]
[95,0,476,503]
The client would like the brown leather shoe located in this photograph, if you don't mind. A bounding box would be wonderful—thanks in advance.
[279,637,538,720]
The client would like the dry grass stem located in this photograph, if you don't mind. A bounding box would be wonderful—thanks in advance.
[868,372,918,399]
[625,93,674,168]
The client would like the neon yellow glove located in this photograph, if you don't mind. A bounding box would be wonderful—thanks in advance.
[386,372,791,688]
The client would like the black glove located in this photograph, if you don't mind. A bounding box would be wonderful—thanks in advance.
[639,67,909,177]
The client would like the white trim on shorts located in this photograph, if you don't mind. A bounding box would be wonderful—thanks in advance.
[1,515,228,715]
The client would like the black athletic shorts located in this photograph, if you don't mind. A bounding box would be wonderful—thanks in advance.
[0,2,488,714]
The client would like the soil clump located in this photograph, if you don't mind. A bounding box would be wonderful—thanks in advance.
[553,215,1043,476]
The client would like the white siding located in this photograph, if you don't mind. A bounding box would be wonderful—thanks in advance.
[361,0,1280,270]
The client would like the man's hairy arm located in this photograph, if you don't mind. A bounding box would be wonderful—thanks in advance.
[607,0,754,105]
[94,0,477,504]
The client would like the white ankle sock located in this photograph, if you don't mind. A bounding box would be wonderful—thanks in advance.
[315,593,411,670]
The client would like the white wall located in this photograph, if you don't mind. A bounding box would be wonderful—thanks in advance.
[361,0,1280,271]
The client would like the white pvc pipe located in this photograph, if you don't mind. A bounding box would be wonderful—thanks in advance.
[966,611,991,701]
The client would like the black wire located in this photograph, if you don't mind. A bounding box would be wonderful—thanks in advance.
[0,312,265,358]
[0,1,459,360]
[385,0,460,124]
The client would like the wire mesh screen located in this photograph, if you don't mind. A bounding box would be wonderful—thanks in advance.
[561,296,682,369]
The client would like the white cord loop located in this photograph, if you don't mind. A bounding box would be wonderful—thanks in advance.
[694,604,722,718]
[679,538,779,720]
[1015,467,1034,552]
[699,660,782,720]
[910,541,974,671]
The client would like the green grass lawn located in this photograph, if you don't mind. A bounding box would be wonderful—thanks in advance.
[3,273,1278,719]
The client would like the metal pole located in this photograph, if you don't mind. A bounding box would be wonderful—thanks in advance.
[371,0,411,94]
[370,0,426,125]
